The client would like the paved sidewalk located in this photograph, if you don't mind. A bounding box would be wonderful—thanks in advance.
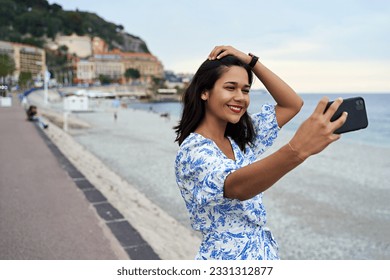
[0,98,157,259]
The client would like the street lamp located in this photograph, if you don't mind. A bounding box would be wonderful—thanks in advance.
[43,67,50,106]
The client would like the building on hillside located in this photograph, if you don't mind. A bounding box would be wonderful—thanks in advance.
[94,52,124,83]
[52,34,164,85]
[122,51,164,83]
[92,37,108,54]
[75,47,164,85]
[14,43,46,79]
[76,60,96,83]
[0,41,13,58]
[55,34,92,58]
[0,40,45,84]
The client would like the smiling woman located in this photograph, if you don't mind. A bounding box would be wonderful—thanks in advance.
[174,45,350,260]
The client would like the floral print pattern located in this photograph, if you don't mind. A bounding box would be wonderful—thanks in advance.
[175,104,280,260]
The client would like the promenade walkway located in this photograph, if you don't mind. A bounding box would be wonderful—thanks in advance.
[0,97,159,259]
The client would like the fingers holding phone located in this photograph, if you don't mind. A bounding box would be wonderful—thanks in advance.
[325,97,368,134]
[323,97,343,120]
[324,97,349,135]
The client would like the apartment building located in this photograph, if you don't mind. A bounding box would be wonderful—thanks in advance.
[75,51,164,84]
[56,34,92,58]
[94,52,124,82]
[0,40,45,82]
[122,52,164,83]
[74,37,164,85]
[76,60,95,82]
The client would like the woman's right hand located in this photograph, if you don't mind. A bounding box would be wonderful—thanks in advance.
[208,45,251,64]
[289,96,348,160]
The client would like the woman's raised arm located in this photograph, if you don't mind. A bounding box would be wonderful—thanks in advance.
[224,97,348,201]
[209,45,303,127]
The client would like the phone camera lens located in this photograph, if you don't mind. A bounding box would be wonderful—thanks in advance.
[356,99,364,110]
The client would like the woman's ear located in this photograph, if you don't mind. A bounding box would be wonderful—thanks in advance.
[201,90,209,101]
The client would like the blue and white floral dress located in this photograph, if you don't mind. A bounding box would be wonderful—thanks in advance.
[175,104,280,260]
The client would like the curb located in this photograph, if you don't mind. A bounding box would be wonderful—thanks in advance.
[34,123,160,260]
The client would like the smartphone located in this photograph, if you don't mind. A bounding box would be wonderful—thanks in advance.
[325,96,368,134]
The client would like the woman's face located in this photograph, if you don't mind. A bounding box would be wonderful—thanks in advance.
[202,66,250,125]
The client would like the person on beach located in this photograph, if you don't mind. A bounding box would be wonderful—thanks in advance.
[174,45,348,260]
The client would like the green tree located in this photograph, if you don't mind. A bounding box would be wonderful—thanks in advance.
[0,0,150,53]
[0,53,15,80]
[152,76,164,87]
[125,68,141,80]
[0,0,17,27]
[18,71,33,89]
[98,74,112,85]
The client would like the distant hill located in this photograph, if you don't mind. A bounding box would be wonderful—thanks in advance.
[0,0,150,53]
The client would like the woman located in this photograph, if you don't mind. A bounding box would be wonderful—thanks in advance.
[174,46,347,260]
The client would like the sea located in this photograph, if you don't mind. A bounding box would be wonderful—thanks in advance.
[126,92,390,149]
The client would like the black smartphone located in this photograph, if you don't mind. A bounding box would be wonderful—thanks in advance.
[325,96,368,134]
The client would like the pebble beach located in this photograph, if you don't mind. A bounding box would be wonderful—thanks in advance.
[32,89,390,259]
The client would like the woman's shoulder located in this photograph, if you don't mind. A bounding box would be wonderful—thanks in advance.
[176,133,216,162]
[250,103,279,130]
[250,103,276,119]
[180,133,211,149]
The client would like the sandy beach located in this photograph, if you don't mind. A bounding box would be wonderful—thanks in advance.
[30,89,390,259]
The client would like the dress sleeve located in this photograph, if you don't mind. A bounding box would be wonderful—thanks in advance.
[250,104,280,157]
[175,138,237,207]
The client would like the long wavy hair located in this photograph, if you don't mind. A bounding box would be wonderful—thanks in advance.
[174,55,255,151]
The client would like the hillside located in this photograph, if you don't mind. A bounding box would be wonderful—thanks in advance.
[0,0,150,53]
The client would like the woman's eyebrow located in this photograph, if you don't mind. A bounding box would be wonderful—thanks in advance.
[224,81,251,88]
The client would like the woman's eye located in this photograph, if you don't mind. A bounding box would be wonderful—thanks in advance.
[226,87,235,91]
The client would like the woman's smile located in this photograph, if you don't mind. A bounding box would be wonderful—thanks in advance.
[227,104,244,114]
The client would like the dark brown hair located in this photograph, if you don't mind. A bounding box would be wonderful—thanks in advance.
[174,55,255,151]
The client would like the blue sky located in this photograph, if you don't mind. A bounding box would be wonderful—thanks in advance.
[48,0,390,93]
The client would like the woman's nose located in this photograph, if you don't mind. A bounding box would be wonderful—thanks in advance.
[233,90,245,101]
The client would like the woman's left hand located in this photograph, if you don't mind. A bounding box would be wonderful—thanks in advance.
[208,45,251,64]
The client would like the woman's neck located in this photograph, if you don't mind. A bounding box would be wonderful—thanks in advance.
[195,117,227,142]
[195,118,236,161]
